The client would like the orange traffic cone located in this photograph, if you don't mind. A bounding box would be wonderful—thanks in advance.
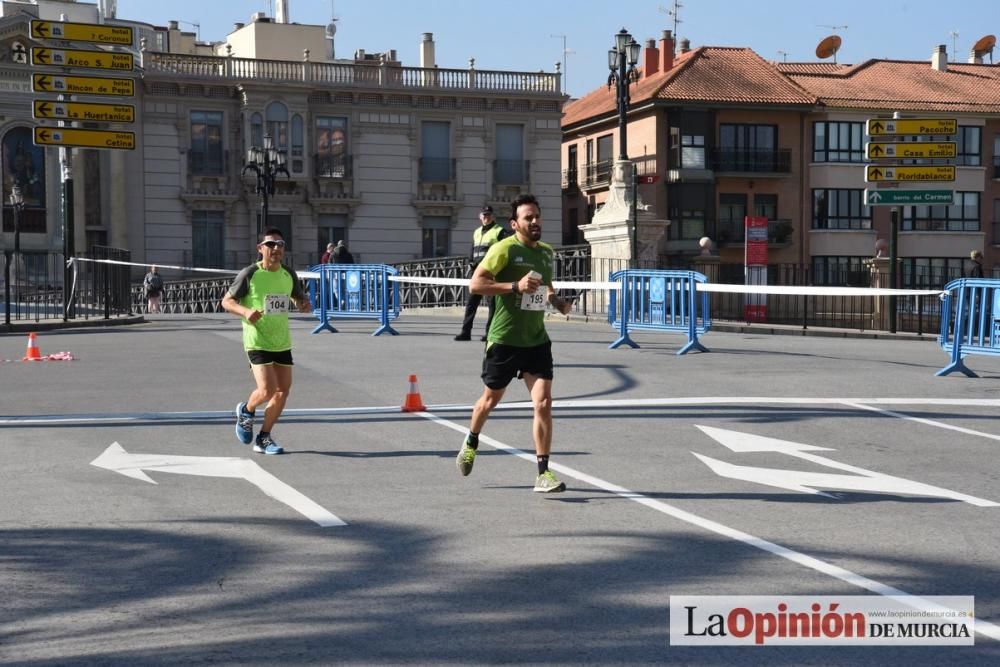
[401,374,427,412]
[22,332,42,361]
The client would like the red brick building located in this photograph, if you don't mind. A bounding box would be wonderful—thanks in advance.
[562,33,1000,286]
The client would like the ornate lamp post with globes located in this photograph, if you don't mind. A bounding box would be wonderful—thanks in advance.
[242,134,290,242]
[607,28,641,264]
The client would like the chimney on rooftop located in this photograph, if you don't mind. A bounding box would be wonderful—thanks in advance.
[660,30,674,72]
[420,32,435,68]
[679,38,691,54]
[932,44,947,71]
[968,49,983,64]
[275,0,288,24]
[644,39,659,77]
[168,20,178,30]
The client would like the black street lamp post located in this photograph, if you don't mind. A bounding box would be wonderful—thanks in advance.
[607,28,641,264]
[607,28,641,162]
[10,184,24,308]
[242,134,289,241]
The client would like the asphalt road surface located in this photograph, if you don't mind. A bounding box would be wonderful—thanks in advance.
[2,313,999,665]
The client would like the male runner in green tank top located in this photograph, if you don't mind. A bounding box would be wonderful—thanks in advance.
[222,228,311,455]
[455,193,573,492]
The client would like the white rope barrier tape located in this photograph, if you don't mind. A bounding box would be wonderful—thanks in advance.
[387,275,620,291]
[69,257,320,281]
[694,283,944,297]
[68,257,946,298]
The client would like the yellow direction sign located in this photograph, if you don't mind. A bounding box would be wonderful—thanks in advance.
[30,20,133,45]
[31,47,134,71]
[866,142,957,159]
[33,127,135,151]
[33,100,134,123]
[32,73,134,97]
[865,165,956,182]
[866,118,957,136]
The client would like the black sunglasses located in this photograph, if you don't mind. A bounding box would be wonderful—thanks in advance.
[259,240,286,249]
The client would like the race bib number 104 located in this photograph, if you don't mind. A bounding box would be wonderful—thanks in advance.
[264,294,289,314]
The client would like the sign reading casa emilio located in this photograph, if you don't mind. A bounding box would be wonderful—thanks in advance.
[31,47,134,71]
[865,165,955,182]
[865,142,957,159]
[865,189,954,206]
[866,118,957,136]
[30,20,133,45]
[32,72,134,97]
[34,127,135,151]
[33,100,134,123]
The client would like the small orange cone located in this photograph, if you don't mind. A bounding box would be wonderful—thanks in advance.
[401,374,427,412]
[22,332,43,361]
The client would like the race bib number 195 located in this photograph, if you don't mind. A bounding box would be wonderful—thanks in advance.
[519,291,546,311]
[264,294,289,314]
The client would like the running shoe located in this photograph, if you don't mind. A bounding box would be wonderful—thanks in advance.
[254,434,284,455]
[533,470,566,493]
[456,440,477,476]
[235,402,254,444]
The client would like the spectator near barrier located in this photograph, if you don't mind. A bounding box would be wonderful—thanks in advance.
[332,240,354,264]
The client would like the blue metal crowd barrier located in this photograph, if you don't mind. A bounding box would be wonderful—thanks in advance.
[607,269,711,354]
[308,264,400,336]
[937,278,1000,376]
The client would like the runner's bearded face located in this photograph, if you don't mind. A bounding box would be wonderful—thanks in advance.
[512,204,542,243]
[258,235,285,269]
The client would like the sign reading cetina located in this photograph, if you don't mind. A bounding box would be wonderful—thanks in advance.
[33,127,135,151]
[30,20,133,45]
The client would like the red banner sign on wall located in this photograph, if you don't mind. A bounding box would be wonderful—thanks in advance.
[743,216,768,322]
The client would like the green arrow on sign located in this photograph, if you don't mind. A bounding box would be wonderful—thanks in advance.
[864,189,954,206]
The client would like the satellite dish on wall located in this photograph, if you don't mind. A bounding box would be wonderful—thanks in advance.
[972,34,996,63]
[815,35,842,62]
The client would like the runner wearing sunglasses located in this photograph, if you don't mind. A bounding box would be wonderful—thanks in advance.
[221,228,311,454]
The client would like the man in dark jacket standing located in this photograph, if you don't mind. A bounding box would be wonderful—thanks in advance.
[455,205,508,341]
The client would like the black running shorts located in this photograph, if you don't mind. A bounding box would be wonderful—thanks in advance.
[246,349,294,366]
[481,341,553,389]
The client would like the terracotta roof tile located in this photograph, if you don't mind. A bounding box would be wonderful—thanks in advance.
[563,47,815,128]
[785,60,1000,113]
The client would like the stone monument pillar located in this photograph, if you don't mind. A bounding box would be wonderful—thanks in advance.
[579,159,669,284]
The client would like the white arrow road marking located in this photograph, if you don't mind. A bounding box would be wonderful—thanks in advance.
[90,442,347,527]
[694,425,998,507]
[418,412,1000,641]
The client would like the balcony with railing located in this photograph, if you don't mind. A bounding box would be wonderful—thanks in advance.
[188,149,227,176]
[561,167,578,191]
[142,52,562,96]
[581,160,613,190]
[494,160,530,185]
[716,218,794,246]
[314,153,352,179]
[710,148,792,175]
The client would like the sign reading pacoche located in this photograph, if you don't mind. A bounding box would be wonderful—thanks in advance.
[866,118,957,136]
[34,127,135,150]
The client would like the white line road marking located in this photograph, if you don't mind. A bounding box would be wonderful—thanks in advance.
[844,401,1000,443]
[90,442,347,527]
[419,411,1000,641]
[694,425,999,507]
[7,396,1000,427]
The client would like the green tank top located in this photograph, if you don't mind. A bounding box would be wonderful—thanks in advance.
[227,263,306,351]
[479,236,554,348]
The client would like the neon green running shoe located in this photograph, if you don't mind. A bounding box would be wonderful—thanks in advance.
[456,441,477,476]
[533,470,566,493]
